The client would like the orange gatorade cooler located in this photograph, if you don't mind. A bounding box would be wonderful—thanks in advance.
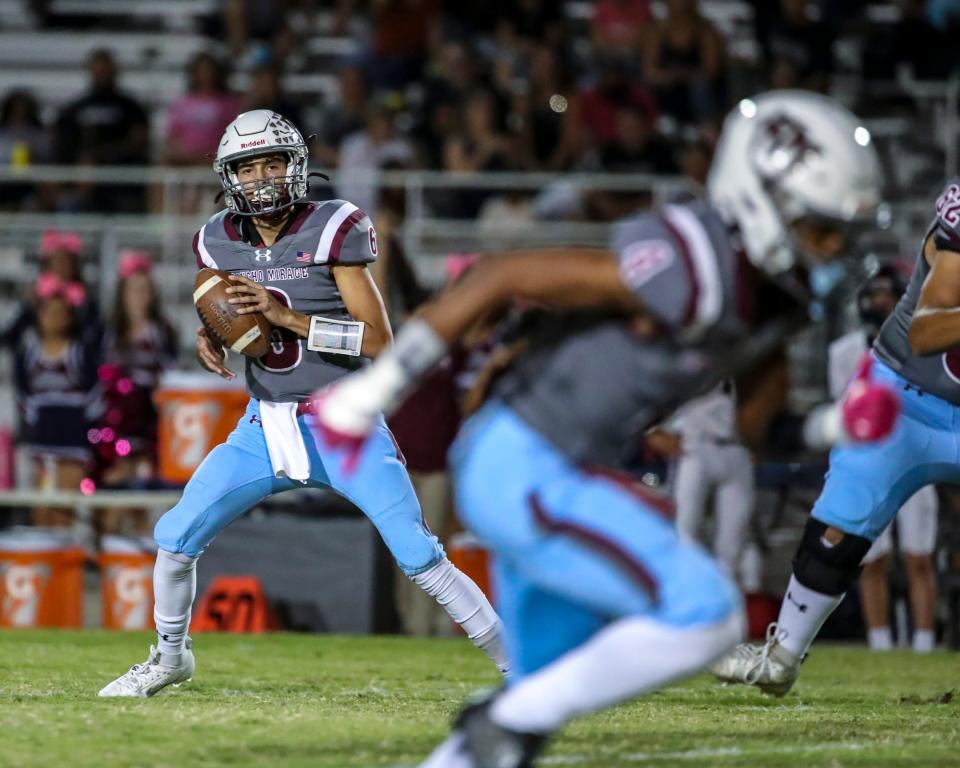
[448,532,494,603]
[0,529,85,628]
[155,371,248,484]
[99,535,156,630]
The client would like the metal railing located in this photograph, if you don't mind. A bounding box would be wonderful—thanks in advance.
[0,166,695,318]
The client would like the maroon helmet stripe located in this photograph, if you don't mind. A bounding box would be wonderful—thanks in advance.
[327,210,367,265]
[528,492,660,602]
[656,213,699,327]
[581,465,675,521]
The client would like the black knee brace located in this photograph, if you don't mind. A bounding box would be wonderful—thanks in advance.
[792,518,872,596]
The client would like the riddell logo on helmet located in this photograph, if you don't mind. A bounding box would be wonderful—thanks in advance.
[241,139,267,149]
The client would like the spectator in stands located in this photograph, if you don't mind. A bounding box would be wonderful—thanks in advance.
[518,45,585,171]
[591,0,653,60]
[864,0,952,82]
[498,0,566,49]
[368,0,441,92]
[765,0,835,92]
[165,53,242,166]
[369,160,430,326]
[54,49,150,212]
[418,41,479,168]
[94,250,178,536]
[440,90,510,218]
[680,138,714,187]
[242,59,303,131]
[0,90,50,210]
[315,65,369,169]
[224,0,287,57]
[599,101,679,175]
[2,230,100,351]
[337,103,416,215]
[14,273,101,527]
[579,57,658,152]
[643,0,726,126]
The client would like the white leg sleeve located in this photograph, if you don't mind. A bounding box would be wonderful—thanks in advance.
[775,575,842,660]
[153,549,197,662]
[491,610,744,734]
[712,447,755,575]
[674,451,710,541]
[411,558,509,675]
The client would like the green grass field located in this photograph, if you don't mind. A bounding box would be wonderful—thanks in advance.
[0,631,957,768]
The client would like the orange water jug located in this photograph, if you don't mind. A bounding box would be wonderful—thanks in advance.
[154,371,248,484]
[99,535,156,630]
[0,529,85,628]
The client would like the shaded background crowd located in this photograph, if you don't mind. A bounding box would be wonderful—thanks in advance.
[1,0,960,643]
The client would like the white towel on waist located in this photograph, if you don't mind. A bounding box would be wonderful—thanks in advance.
[259,400,311,481]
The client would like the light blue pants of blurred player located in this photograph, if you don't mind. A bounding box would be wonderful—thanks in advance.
[450,401,740,678]
[813,356,960,542]
[154,399,444,576]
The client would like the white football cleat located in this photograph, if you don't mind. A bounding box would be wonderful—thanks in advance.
[98,640,195,698]
[711,623,800,697]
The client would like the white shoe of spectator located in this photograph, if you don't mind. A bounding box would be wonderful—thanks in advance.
[98,640,195,698]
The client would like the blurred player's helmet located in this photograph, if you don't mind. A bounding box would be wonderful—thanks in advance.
[857,263,908,334]
[214,110,309,216]
[707,90,882,276]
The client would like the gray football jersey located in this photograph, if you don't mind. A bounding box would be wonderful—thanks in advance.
[873,178,960,405]
[495,200,753,466]
[193,200,378,402]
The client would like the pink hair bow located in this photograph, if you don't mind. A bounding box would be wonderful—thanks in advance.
[35,272,87,307]
[118,249,153,279]
[40,229,83,258]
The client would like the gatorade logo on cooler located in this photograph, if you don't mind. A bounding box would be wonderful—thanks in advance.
[107,565,153,630]
[168,401,222,469]
[1,563,51,627]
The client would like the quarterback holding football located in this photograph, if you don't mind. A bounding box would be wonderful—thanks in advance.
[98,110,508,697]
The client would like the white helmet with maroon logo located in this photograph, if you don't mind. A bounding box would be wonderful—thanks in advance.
[707,90,882,275]
[214,109,309,216]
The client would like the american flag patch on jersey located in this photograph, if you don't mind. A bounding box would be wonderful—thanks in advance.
[295,251,312,262]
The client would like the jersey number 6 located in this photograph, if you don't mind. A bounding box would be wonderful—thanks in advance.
[259,287,302,372]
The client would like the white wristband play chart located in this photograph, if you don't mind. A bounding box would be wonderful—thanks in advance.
[307,315,365,357]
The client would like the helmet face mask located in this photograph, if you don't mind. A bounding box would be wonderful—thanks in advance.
[225,151,298,216]
[214,110,310,217]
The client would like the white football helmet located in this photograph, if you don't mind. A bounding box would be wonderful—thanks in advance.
[707,90,882,275]
[214,109,309,216]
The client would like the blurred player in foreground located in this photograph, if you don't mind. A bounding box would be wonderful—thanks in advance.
[99,110,507,698]
[314,91,894,767]
[831,267,938,653]
[713,179,960,694]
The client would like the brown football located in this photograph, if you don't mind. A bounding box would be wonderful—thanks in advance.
[193,268,272,358]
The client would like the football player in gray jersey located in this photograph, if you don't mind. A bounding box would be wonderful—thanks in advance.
[99,110,509,699]
[712,178,960,696]
[314,91,895,767]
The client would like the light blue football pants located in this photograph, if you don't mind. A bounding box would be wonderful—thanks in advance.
[813,356,960,541]
[154,399,444,576]
[450,401,740,678]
